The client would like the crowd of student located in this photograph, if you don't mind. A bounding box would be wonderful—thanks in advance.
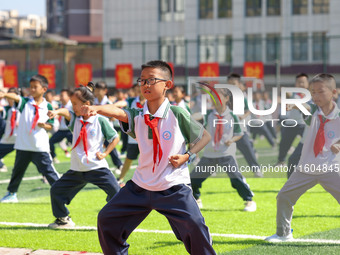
[0,60,339,254]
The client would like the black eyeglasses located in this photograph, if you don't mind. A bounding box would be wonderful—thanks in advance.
[137,77,168,86]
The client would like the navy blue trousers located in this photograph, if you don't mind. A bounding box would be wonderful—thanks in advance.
[97,181,216,255]
[278,124,305,162]
[287,142,303,178]
[50,168,120,218]
[190,156,253,201]
[236,133,260,171]
[0,143,15,168]
[250,124,275,147]
[49,130,73,159]
[8,150,59,193]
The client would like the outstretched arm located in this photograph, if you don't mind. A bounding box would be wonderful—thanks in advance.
[0,92,20,103]
[81,104,128,123]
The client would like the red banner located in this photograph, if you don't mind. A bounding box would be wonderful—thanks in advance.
[115,64,133,89]
[199,62,219,77]
[243,62,264,79]
[38,64,56,89]
[3,65,18,88]
[75,64,92,87]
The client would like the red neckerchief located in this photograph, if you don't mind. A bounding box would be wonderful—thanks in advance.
[214,114,224,150]
[10,109,16,136]
[144,114,162,172]
[313,115,330,157]
[136,102,143,108]
[30,104,39,134]
[72,120,89,162]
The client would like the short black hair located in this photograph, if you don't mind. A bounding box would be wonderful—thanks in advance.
[227,73,241,81]
[60,89,71,97]
[296,73,309,80]
[30,74,49,88]
[141,60,172,80]
[8,87,19,95]
[310,73,336,90]
[95,81,108,90]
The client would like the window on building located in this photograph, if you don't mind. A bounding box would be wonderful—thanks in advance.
[313,0,329,14]
[245,0,262,17]
[217,35,232,63]
[218,0,232,18]
[110,38,123,50]
[160,0,171,21]
[245,34,262,61]
[292,0,308,15]
[160,37,185,65]
[199,0,213,19]
[174,0,185,20]
[266,34,280,62]
[199,35,215,62]
[174,37,185,64]
[313,32,328,61]
[292,33,308,61]
[267,0,281,16]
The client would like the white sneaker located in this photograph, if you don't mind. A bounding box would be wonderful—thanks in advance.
[244,201,256,212]
[265,233,293,242]
[0,165,7,172]
[1,192,18,203]
[53,158,60,164]
[48,216,75,229]
[196,198,203,209]
[114,165,122,175]
[65,151,71,158]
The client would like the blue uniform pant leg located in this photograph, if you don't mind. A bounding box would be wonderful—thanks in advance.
[219,156,254,201]
[84,168,120,201]
[278,125,304,162]
[260,124,275,147]
[49,130,73,158]
[265,121,277,139]
[7,150,32,193]
[31,152,60,185]
[236,133,260,171]
[0,143,15,168]
[104,140,122,168]
[97,180,152,255]
[50,170,87,218]
[287,142,303,178]
[190,157,217,199]
[153,184,216,255]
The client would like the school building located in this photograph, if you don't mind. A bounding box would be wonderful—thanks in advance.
[102,0,340,87]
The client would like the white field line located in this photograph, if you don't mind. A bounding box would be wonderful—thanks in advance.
[1,222,340,244]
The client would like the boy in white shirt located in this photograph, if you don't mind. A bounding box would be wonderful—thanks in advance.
[82,60,216,255]
[266,73,340,242]
[0,74,60,203]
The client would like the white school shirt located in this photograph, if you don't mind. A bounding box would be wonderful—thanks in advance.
[68,112,118,172]
[58,100,73,130]
[120,98,204,191]
[0,106,21,144]
[203,108,243,158]
[297,102,340,175]
[14,97,54,152]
